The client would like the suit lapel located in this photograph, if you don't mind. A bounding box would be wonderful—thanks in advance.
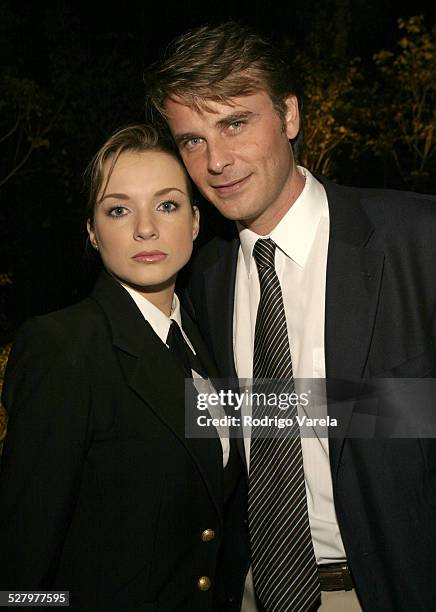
[182,309,220,378]
[200,238,240,379]
[320,178,385,476]
[91,272,223,518]
[191,238,248,465]
[128,333,223,521]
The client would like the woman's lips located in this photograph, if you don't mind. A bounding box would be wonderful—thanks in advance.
[131,251,167,263]
[212,174,252,196]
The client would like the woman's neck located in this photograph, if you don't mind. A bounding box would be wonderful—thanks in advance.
[130,278,176,317]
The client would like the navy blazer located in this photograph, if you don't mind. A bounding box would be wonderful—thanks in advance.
[184,177,436,612]
[0,272,248,611]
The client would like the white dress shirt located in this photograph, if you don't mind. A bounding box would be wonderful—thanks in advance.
[234,167,346,610]
[121,284,229,467]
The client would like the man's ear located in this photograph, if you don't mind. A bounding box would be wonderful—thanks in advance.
[87,219,99,250]
[284,95,300,140]
[192,206,200,240]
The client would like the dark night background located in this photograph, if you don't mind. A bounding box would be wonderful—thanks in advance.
[0,0,435,343]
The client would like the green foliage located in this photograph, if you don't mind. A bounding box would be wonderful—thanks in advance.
[0,73,58,188]
[371,16,435,186]
[0,273,13,287]
[0,344,10,456]
[0,10,434,202]
[297,58,366,176]
[295,15,435,189]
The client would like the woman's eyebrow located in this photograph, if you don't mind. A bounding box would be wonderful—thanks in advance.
[99,187,187,202]
[154,187,187,196]
[100,192,129,202]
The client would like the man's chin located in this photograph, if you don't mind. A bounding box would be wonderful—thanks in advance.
[209,200,255,222]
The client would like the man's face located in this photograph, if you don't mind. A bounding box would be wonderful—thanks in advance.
[165,91,302,235]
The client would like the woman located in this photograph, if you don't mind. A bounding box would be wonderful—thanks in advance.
[0,125,248,611]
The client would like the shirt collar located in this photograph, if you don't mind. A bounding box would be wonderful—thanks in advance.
[120,283,181,344]
[238,166,328,275]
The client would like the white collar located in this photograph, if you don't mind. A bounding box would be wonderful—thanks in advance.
[120,284,182,344]
[238,166,328,275]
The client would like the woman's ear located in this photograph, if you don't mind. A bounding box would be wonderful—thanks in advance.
[87,219,99,250]
[192,206,200,240]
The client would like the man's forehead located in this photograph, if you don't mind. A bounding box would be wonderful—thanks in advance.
[165,90,271,120]
[165,95,237,116]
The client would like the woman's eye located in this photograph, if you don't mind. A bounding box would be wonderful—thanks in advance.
[108,206,128,218]
[157,200,178,213]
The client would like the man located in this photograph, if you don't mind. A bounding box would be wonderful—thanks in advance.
[144,22,436,612]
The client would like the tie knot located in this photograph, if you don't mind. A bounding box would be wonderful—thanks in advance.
[166,320,208,379]
[166,319,183,346]
[253,238,276,270]
[167,319,183,348]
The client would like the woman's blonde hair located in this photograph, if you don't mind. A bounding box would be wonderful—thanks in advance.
[85,124,193,223]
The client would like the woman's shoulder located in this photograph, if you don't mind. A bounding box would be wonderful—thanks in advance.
[12,297,109,360]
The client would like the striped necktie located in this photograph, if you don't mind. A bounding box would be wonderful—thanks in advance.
[248,238,320,612]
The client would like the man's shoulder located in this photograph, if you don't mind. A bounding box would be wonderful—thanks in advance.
[358,188,436,240]
[330,180,436,217]
[357,184,434,211]
[321,177,436,236]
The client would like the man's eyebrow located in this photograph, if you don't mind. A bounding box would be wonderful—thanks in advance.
[216,110,255,128]
[173,110,256,145]
[174,132,198,146]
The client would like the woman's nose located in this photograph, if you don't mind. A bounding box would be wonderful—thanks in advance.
[133,211,158,240]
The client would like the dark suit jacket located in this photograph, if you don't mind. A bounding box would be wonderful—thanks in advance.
[0,272,248,611]
[184,177,436,612]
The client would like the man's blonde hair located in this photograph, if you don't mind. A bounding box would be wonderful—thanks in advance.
[144,22,299,130]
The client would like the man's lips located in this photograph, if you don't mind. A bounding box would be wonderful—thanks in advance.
[131,251,167,263]
[211,174,252,196]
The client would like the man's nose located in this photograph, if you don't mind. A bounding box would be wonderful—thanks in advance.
[206,138,234,174]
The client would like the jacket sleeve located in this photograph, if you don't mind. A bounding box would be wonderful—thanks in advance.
[0,316,93,589]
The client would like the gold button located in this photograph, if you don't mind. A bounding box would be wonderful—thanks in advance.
[198,576,211,591]
[201,529,215,542]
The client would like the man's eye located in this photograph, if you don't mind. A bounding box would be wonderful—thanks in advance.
[108,206,128,217]
[157,200,178,213]
[184,137,203,150]
[229,120,245,131]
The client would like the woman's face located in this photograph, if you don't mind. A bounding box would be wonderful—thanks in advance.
[88,150,199,300]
